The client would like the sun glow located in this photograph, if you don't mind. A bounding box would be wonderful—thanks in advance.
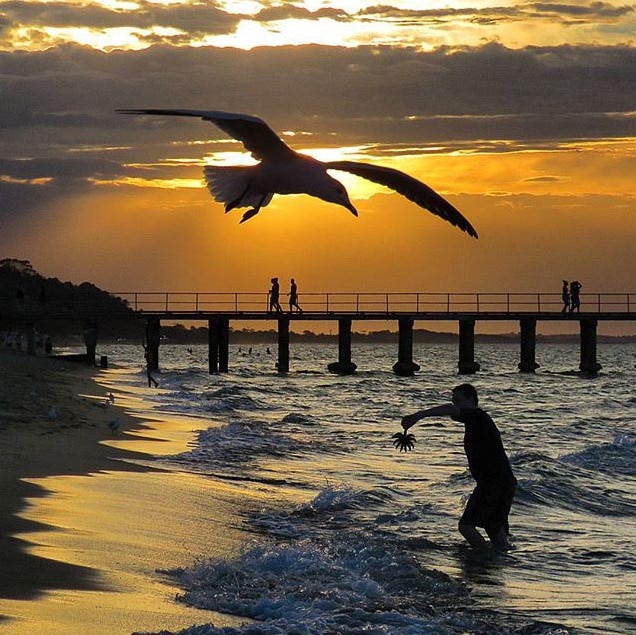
[12,26,183,51]
[110,176,203,189]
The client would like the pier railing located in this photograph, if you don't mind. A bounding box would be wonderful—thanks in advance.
[113,292,635,316]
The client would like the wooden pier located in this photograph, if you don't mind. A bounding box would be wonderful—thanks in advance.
[121,292,634,377]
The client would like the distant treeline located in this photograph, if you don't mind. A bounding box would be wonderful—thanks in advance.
[0,258,143,340]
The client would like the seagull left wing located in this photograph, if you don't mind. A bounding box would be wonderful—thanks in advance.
[116,109,294,161]
[326,161,478,238]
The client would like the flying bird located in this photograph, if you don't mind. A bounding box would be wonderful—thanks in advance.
[117,109,477,238]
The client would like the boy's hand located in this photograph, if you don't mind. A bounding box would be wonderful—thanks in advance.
[401,413,419,430]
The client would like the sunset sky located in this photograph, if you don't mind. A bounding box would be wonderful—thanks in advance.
[1,0,635,334]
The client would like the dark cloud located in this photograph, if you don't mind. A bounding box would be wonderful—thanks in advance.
[527,2,634,19]
[1,41,635,219]
[0,157,125,180]
[2,42,636,137]
[0,0,240,35]
[359,2,634,25]
[254,5,350,22]
[522,175,568,183]
[0,157,118,224]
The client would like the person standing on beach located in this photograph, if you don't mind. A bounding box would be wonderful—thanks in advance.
[142,342,159,388]
[401,383,516,551]
[288,278,303,314]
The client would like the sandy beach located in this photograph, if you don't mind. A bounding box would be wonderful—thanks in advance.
[0,349,253,635]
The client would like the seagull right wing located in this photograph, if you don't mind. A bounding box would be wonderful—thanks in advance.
[326,160,478,238]
[116,109,294,161]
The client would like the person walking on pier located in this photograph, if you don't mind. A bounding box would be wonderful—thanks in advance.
[268,277,283,314]
[569,280,582,313]
[401,383,516,551]
[561,280,570,313]
[288,278,303,314]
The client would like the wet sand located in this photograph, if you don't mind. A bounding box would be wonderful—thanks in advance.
[0,350,257,634]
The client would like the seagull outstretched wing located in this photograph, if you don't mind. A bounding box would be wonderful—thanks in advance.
[326,161,478,238]
[116,109,294,161]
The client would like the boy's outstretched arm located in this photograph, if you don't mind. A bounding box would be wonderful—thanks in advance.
[401,404,460,431]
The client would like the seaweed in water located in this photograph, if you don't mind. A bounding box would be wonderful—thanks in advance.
[392,431,416,452]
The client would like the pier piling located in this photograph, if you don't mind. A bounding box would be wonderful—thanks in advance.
[208,318,219,374]
[519,318,540,372]
[579,319,602,377]
[208,317,229,373]
[84,319,99,367]
[327,318,357,374]
[219,317,230,373]
[458,318,480,374]
[277,317,290,373]
[392,318,420,376]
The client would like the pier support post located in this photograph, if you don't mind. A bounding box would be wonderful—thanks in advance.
[145,318,160,370]
[392,318,420,376]
[579,319,602,377]
[328,318,357,375]
[277,317,290,373]
[219,317,230,373]
[458,318,480,374]
[208,318,219,374]
[518,318,540,373]
[83,318,98,366]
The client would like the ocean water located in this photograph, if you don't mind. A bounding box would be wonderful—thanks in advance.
[92,342,635,635]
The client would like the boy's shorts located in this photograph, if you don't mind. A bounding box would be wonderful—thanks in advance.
[460,478,516,541]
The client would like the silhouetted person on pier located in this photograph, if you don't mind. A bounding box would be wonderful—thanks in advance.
[268,277,283,314]
[569,281,582,313]
[142,342,159,388]
[401,383,516,551]
[288,278,303,314]
[561,280,570,314]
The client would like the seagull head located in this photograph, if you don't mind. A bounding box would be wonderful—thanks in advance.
[314,175,358,216]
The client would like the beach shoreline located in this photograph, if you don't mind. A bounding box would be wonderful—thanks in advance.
[0,349,249,634]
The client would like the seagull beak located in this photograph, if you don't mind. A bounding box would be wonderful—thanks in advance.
[344,201,358,217]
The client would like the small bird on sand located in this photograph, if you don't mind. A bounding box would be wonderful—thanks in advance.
[108,417,122,435]
[117,109,477,238]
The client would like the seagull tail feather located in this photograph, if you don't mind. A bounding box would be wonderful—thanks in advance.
[203,166,272,211]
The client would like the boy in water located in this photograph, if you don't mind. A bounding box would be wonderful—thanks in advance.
[401,383,516,551]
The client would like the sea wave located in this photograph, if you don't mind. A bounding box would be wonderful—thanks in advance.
[560,433,636,477]
[150,535,571,635]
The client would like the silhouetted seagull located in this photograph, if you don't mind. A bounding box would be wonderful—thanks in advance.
[117,109,477,238]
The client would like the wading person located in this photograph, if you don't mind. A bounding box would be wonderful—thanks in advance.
[142,342,159,388]
[401,383,516,551]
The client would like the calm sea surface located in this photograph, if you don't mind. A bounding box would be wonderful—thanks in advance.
[90,342,635,635]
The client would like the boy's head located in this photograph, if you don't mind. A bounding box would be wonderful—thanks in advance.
[452,383,478,407]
